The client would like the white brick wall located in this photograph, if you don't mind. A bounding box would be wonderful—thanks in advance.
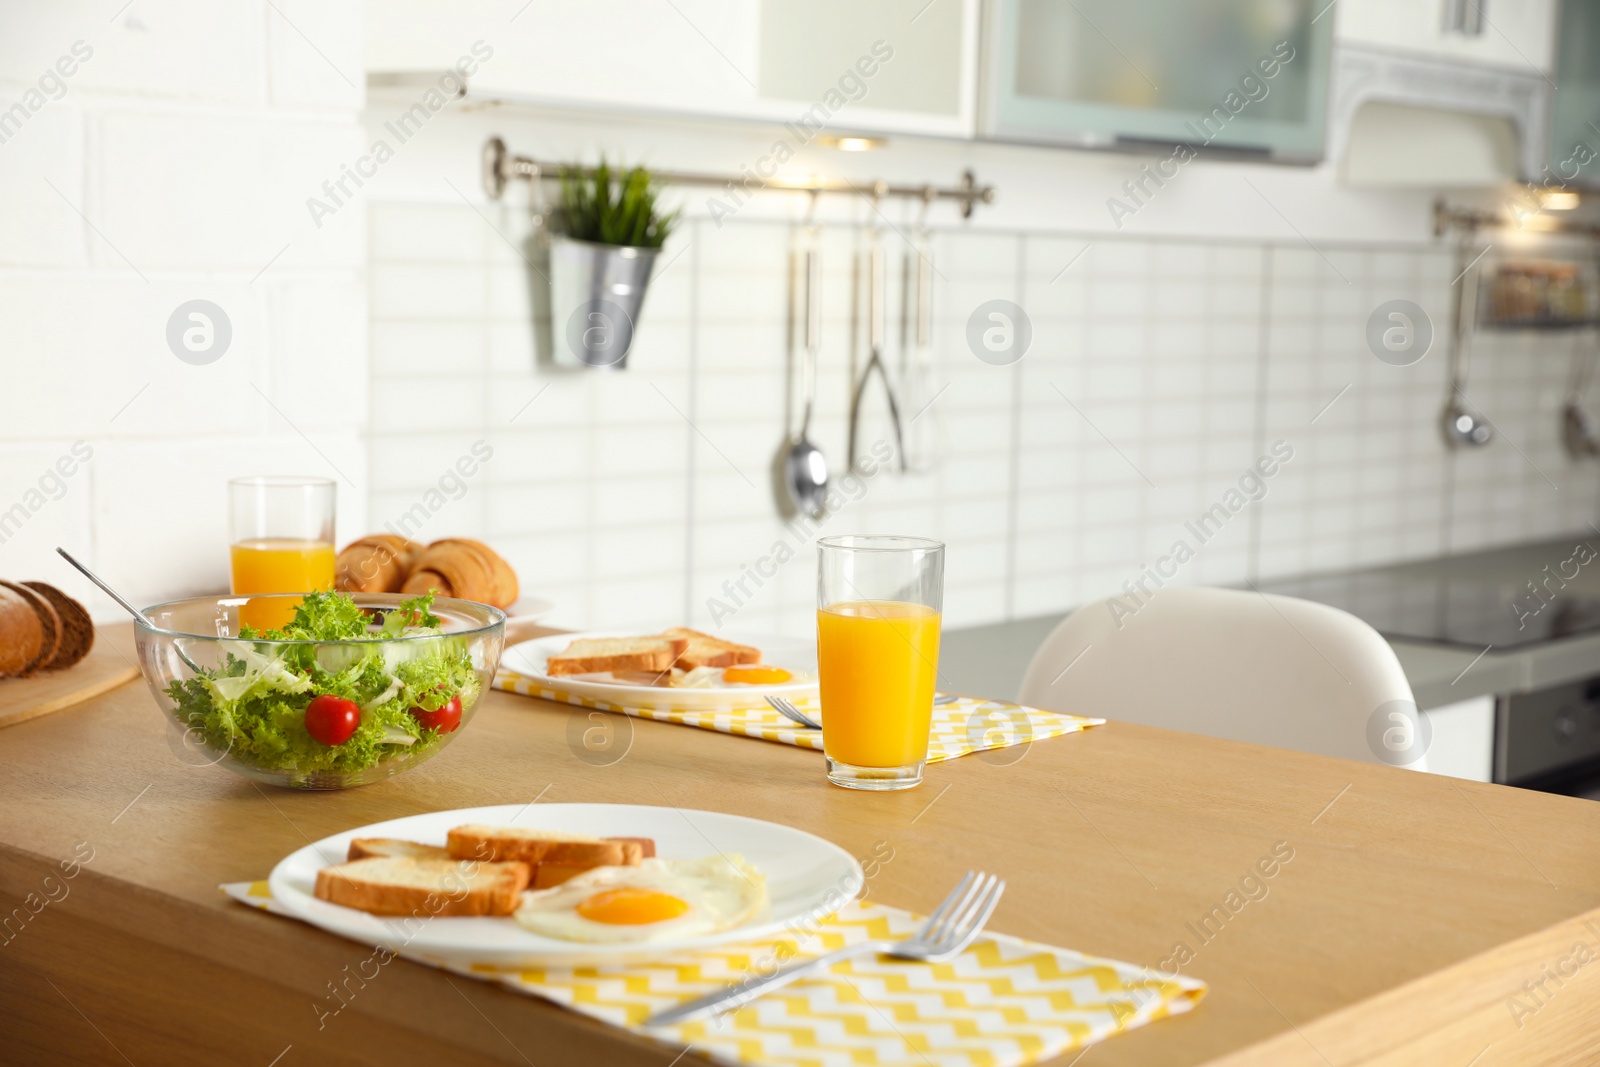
[0,1,368,615]
[367,198,1600,638]
[6,2,1594,633]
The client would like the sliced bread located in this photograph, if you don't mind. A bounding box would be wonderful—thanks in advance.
[347,837,452,862]
[0,581,56,676]
[0,585,43,678]
[21,582,93,670]
[445,824,646,869]
[662,627,761,669]
[531,835,659,888]
[545,635,689,677]
[313,856,530,917]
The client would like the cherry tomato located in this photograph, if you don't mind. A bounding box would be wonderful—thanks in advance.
[411,692,462,733]
[305,694,361,746]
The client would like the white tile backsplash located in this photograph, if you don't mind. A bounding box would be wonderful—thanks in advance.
[34,0,1591,639]
[353,190,1600,638]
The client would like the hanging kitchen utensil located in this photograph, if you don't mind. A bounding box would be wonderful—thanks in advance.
[1441,239,1493,448]
[847,192,907,474]
[898,189,939,473]
[776,202,830,518]
[1563,322,1600,458]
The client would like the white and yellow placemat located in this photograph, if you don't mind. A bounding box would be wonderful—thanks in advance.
[493,676,1105,764]
[223,881,1204,1066]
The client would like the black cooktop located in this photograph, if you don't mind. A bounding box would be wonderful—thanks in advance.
[1259,571,1600,651]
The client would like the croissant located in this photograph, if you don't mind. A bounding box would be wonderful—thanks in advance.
[401,538,519,608]
[335,535,423,594]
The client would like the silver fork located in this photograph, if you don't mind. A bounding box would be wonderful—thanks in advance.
[765,695,821,730]
[767,694,958,729]
[645,870,1005,1026]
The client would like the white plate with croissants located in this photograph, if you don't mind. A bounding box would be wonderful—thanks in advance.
[501,628,819,711]
[335,534,552,640]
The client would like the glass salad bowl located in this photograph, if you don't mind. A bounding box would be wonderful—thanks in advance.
[133,592,506,790]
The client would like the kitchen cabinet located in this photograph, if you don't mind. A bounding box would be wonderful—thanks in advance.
[1334,0,1558,73]
[363,0,978,137]
[978,0,1335,160]
[1422,694,1496,781]
[1547,0,1600,185]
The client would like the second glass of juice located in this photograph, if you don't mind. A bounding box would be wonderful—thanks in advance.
[816,535,944,791]
[229,475,336,631]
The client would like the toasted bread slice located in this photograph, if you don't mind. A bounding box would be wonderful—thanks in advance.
[662,627,761,670]
[609,669,676,687]
[545,635,689,677]
[529,835,656,888]
[347,837,452,862]
[607,835,656,859]
[313,857,529,917]
[445,825,646,869]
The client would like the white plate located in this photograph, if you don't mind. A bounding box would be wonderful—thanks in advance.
[500,630,819,711]
[268,803,862,966]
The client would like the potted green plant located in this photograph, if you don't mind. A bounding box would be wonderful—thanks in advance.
[548,161,678,369]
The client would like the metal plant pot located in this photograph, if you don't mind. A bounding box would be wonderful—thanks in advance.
[547,235,658,369]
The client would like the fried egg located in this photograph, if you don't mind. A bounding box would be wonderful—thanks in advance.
[513,855,767,943]
[721,664,794,685]
[672,665,806,688]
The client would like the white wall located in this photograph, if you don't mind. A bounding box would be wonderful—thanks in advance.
[358,101,1600,637]
[3,2,1593,635]
[0,1,368,614]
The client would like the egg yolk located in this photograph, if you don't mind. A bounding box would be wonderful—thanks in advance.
[723,665,793,685]
[576,887,690,925]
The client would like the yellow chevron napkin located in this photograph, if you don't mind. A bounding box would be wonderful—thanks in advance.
[492,675,1104,763]
[222,882,1204,1066]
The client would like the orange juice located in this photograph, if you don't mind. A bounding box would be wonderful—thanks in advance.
[816,600,941,768]
[230,538,335,631]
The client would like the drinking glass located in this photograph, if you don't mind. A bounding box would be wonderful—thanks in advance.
[815,535,944,791]
[229,476,336,631]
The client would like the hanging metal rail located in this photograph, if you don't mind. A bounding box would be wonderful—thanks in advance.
[481,136,996,218]
[1434,197,1600,239]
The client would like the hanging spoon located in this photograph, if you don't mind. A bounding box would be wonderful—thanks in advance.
[780,222,829,519]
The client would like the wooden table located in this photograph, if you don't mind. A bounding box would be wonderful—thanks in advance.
[4,624,1600,1066]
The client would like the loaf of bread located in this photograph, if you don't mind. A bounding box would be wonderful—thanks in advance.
[0,585,43,678]
[0,581,59,676]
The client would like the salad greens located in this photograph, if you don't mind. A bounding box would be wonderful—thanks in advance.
[165,591,479,775]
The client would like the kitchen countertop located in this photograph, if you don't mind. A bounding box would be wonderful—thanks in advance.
[942,537,1600,711]
[5,625,1600,1065]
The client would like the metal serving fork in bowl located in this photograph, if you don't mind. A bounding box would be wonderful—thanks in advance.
[646,870,1006,1026]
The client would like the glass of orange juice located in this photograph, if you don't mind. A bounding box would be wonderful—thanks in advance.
[816,535,944,791]
[228,476,336,631]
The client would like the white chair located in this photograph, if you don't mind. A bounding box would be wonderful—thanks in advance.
[1018,586,1425,771]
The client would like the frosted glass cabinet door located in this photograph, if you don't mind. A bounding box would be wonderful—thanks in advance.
[981,0,1335,160]
[1548,0,1600,187]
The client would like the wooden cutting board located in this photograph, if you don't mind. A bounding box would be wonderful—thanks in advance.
[0,626,141,729]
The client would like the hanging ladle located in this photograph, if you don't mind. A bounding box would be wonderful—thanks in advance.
[779,203,830,519]
[1441,239,1493,448]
